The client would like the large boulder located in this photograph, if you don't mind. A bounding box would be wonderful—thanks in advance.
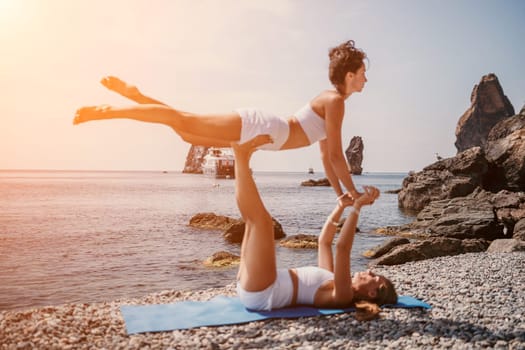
[454,73,514,153]
[483,107,525,192]
[362,237,410,258]
[513,218,525,241]
[385,189,525,240]
[223,218,286,243]
[490,190,525,236]
[182,145,208,174]
[301,178,331,187]
[189,213,240,230]
[398,147,488,212]
[486,239,525,253]
[203,251,240,267]
[345,136,364,175]
[373,237,489,266]
[279,234,318,249]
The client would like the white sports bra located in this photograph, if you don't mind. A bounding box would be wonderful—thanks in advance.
[294,266,333,305]
[294,104,327,144]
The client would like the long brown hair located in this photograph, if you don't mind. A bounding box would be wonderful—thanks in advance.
[354,274,397,321]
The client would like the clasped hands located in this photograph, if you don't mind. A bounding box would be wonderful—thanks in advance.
[337,186,380,209]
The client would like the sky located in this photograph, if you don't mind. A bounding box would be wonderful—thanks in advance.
[0,0,524,173]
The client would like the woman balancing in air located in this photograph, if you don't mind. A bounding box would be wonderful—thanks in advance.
[230,135,396,319]
[73,40,367,200]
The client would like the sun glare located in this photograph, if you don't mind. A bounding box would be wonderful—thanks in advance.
[0,0,27,27]
[0,0,18,16]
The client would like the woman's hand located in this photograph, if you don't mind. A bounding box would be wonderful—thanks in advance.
[349,189,364,201]
[355,186,380,207]
[337,193,355,208]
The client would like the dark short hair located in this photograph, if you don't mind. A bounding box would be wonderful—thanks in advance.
[328,40,367,88]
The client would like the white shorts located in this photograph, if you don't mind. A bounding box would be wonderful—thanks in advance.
[236,108,290,151]
[236,268,294,310]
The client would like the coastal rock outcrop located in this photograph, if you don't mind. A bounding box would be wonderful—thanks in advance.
[398,147,488,212]
[301,178,331,187]
[370,74,524,266]
[222,218,286,244]
[203,251,240,267]
[279,234,318,249]
[372,237,489,266]
[362,237,410,258]
[189,213,240,230]
[483,106,525,192]
[385,189,525,240]
[486,239,525,253]
[182,145,209,174]
[345,136,364,175]
[189,212,285,243]
[454,73,514,153]
[514,218,525,241]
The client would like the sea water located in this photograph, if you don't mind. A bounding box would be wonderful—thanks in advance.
[0,170,413,311]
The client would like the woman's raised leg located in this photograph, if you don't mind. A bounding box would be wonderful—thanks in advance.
[95,76,237,147]
[232,135,277,292]
[73,104,242,145]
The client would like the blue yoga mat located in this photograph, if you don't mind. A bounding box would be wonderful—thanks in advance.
[121,295,431,334]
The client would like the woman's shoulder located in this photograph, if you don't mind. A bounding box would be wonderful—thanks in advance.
[312,90,345,108]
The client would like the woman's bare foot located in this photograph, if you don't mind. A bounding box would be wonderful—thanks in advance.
[231,135,273,159]
[73,105,111,125]
[100,76,139,97]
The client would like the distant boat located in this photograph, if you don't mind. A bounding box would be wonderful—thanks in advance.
[308,167,314,174]
[202,148,235,179]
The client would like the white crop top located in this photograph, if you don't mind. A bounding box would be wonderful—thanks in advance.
[294,104,327,144]
[295,266,333,305]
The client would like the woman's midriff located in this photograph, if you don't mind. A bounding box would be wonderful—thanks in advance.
[280,117,311,150]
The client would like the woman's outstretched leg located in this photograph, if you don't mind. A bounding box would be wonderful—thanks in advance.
[92,76,237,147]
[232,135,278,292]
[73,104,242,146]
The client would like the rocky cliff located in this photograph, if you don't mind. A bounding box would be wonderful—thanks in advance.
[399,74,523,212]
[375,74,525,265]
[455,73,514,152]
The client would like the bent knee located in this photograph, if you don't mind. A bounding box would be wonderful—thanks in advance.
[245,214,273,231]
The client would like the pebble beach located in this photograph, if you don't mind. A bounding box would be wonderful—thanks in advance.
[1,252,524,349]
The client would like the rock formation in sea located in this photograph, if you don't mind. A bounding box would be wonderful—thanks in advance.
[182,145,209,174]
[345,136,364,175]
[454,73,514,153]
[189,213,240,230]
[203,251,240,267]
[223,218,286,243]
[279,234,319,249]
[300,178,331,187]
[188,212,286,244]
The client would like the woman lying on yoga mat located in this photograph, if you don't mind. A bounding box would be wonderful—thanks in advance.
[73,40,367,200]
[231,135,397,320]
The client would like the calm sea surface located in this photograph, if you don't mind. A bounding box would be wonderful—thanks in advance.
[0,170,413,312]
